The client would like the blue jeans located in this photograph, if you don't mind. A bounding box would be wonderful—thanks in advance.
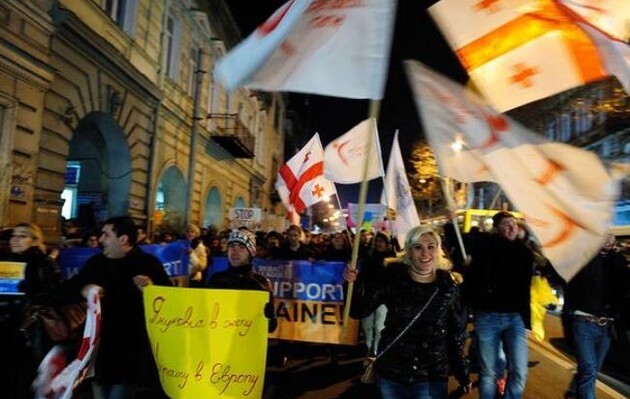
[377,376,447,399]
[475,312,528,399]
[567,318,612,399]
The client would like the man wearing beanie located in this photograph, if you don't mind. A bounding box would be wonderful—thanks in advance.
[206,229,277,332]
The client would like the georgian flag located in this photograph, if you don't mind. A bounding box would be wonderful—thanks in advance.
[428,0,629,112]
[405,60,619,282]
[33,286,102,399]
[276,133,336,214]
[214,0,397,99]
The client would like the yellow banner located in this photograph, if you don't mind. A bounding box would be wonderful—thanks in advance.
[143,286,269,399]
[0,261,26,279]
[270,299,359,345]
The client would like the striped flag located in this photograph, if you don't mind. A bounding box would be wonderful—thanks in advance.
[428,0,629,111]
[214,0,397,99]
[276,133,336,215]
[405,60,619,281]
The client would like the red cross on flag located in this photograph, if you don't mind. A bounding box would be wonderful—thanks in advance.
[429,0,630,112]
[276,133,336,215]
[405,60,620,282]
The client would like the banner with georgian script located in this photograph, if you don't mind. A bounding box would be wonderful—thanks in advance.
[143,286,269,399]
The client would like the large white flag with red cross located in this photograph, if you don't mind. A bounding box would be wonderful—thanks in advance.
[429,0,630,111]
[405,60,619,282]
[214,0,397,99]
[276,133,336,215]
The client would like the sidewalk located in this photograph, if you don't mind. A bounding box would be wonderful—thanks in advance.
[528,337,629,399]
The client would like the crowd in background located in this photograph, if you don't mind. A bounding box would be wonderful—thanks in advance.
[1,215,629,399]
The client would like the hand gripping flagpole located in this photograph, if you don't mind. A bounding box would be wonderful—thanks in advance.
[343,100,381,331]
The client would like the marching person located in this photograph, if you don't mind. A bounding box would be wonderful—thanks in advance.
[57,216,172,399]
[563,233,627,399]
[1,222,63,399]
[445,211,534,399]
[344,226,471,398]
[206,228,277,333]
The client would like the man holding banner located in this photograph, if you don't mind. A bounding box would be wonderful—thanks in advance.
[206,229,277,333]
[57,216,172,399]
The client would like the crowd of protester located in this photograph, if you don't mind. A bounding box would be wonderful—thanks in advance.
[0,214,629,398]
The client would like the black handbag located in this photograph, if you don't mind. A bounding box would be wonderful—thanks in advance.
[20,302,87,342]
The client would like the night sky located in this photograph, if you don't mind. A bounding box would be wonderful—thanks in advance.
[226,0,468,203]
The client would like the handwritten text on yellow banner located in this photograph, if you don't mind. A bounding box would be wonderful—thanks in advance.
[144,286,269,399]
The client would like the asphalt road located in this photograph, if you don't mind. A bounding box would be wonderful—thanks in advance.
[262,314,630,399]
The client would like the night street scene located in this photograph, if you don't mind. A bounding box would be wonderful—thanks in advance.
[0,1,629,398]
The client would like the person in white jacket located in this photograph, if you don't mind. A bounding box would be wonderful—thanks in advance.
[185,224,208,287]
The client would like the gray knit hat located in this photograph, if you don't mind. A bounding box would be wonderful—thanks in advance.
[227,229,256,257]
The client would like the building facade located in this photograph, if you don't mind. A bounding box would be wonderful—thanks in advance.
[0,0,287,242]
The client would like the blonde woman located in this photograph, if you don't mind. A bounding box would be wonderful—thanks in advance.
[2,222,62,399]
[344,226,471,398]
[6,222,62,302]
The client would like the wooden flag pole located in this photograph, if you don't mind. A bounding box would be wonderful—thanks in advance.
[440,176,468,261]
[343,100,381,330]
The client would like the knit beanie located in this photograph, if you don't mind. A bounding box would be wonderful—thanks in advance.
[227,229,256,258]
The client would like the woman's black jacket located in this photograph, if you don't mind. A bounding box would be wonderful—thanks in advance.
[349,263,470,386]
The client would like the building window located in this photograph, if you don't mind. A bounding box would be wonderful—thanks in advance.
[105,0,138,36]
[164,13,181,80]
[186,48,197,96]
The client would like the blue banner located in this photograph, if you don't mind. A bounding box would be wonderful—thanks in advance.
[58,241,190,279]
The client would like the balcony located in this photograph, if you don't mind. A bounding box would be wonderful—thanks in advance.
[208,113,255,158]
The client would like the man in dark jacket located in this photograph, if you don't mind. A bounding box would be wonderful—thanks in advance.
[446,211,534,399]
[206,229,277,333]
[59,216,172,399]
[563,233,627,399]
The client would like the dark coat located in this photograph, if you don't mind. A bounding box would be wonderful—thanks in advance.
[445,224,534,329]
[207,263,278,332]
[6,246,62,304]
[350,264,470,386]
[564,249,627,319]
[58,247,171,387]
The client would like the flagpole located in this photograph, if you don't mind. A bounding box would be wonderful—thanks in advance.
[379,130,397,239]
[440,176,468,260]
[343,100,381,330]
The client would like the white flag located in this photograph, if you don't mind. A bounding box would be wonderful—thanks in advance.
[323,118,384,184]
[558,0,630,94]
[428,0,630,111]
[404,60,619,282]
[214,0,396,99]
[380,131,420,246]
[34,286,101,398]
[275,133,336,214]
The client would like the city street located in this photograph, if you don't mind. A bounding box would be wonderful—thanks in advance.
[263,314,630,399]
